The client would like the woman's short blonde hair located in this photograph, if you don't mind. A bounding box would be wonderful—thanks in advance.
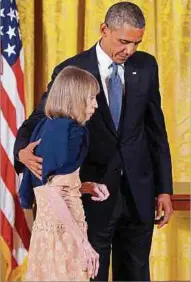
[45,66,100,124]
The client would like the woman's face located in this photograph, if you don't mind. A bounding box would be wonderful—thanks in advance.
[85,93,98,121]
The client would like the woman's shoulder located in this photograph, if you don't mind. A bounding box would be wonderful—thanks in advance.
[45,117,88,139]
[36,117,88,182]
[44,117,74,131]
[38,117,87,151]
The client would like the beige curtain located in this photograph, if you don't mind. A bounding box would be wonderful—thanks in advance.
[7,0,190,280]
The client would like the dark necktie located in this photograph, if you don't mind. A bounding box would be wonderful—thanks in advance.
[108,62,123,129]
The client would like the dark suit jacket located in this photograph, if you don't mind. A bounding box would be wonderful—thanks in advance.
[14,45,173,232]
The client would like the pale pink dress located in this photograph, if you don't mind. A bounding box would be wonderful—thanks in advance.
[25,169,89,281]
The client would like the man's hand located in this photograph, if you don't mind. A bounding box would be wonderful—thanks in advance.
[156,193,173,228]
[18,139,43,180]
[80,182,110,201]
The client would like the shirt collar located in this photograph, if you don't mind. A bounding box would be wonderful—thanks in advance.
[96,41,124,70]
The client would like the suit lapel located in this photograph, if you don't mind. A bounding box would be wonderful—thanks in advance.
[118,59,140,138]
[85,46,117,137]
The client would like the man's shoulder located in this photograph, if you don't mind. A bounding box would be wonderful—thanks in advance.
[129,51,157,68]
[54,46,95,72]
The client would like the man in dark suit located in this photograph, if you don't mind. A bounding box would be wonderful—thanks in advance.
[14,2,173,281]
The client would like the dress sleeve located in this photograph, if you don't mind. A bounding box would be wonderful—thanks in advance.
[46,186,86,245]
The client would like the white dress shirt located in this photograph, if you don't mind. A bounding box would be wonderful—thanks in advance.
[96,42,125,105]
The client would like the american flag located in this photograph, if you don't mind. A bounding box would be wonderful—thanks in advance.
[0,0,31,280]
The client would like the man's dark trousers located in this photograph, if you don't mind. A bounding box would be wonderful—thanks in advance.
[88,174,154,281]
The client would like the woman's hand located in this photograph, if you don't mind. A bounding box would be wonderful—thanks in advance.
[81,240,99,279]
[80,182,110,201]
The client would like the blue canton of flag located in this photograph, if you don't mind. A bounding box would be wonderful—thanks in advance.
[1,0,22,66]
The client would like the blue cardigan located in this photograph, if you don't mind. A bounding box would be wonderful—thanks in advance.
[19,117,89,209]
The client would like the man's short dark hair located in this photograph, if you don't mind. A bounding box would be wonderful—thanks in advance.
[105,1,145,29]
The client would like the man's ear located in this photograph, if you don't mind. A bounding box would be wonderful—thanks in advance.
[100,23,109,37]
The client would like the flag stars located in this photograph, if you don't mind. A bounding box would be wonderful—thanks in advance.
[0,26,3,36]
[1,8,5,17]
[1,3,22,66]
[6,26,16,40]
[4,43,16,57]
[7,8,16,21]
